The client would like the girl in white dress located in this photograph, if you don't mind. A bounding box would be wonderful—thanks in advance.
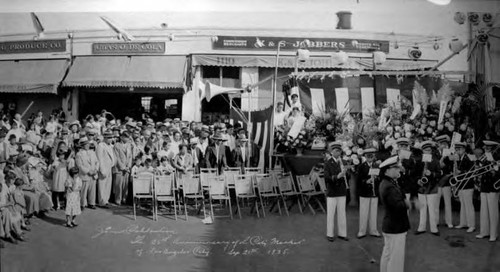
[65,167,82,228]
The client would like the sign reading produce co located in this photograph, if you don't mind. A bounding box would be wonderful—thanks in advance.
[92,42,166,55]
[0,40,66,54]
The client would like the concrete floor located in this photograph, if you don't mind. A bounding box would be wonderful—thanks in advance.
[1,202,499,272]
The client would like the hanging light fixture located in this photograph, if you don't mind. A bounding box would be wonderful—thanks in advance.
[427,0,451,5]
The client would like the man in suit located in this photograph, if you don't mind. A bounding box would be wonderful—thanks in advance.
[113,131,133,205]
[434,135,454,229]
[324,141,349,242]
[96,130,116,207]
[205,132,228,174]
[75,137,99,209]
[232,134,259,171]
[379,156,410,272]
[357,148,381,239]
[415,141,441,236]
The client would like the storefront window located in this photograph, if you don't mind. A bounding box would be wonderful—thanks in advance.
[164,99,178,115]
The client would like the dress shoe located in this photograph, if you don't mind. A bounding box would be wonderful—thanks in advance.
[21,225,31,231]
[455,225,466,229]
[447,225,454,229]
[338,236,349,241]
[431,232,440,236]
[99,204,109,209]
[370,233,382,238]
[476,234,489,239]
[326,236,335,242]
[89,205,96,209]
[466,228,475,233]
[489,237,497,242]
[357,234,366,239]
[414,230,426,235]
[6,236,18,244]
[72,222,78,227]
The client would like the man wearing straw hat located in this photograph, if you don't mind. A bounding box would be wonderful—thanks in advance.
[96,131,116,208]
[205,132,228,174]
[75,137,99,210]
[113,131,133,205]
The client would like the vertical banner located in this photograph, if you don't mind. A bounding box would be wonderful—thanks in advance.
[309,88,326,116]
[386,88,401,109]
[360,87,375,119]
[335,87,350,114]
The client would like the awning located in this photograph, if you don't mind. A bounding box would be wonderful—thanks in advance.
[63,56,187,89]
[192,54,438,71]
[0,59,70,94]
[192,54,363,70]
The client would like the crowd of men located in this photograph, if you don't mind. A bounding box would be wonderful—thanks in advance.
[0,109,262,248]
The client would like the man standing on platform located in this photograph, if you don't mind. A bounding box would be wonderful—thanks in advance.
[379,156,410,272]
[96,131,116,208]
[324,141,349,242]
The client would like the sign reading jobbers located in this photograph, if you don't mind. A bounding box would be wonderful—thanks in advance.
[213,36,390,53]
[92,42,166,55]
[0,40,66,54]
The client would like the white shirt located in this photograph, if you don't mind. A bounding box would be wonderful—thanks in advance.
[274,111,287,127]
[241,146,246,163]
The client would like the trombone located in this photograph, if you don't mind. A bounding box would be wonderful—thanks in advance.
[450,162,496,197]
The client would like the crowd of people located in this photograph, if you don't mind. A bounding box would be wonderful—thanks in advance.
[0,109,262,248]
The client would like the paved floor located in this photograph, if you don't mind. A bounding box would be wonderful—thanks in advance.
[1,202,499,272]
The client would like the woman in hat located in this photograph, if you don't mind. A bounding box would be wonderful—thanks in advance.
[27,158,53,212]
[12,154,40,217]
[172,143,193,178]
[0,179,26,244]
[65,167,82,228]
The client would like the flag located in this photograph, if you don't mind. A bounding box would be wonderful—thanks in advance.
[230,106,273,171]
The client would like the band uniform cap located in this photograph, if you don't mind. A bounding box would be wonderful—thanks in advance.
[396,138,410,146]
[421,140,435,150]
[363,148,377,154]
[435,135,450,143]
[454,142,467,148]
[329,141,342,151]
[379,156,399,169]
[483,140,500,146]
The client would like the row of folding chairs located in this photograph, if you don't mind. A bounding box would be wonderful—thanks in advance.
[132,167,329,221]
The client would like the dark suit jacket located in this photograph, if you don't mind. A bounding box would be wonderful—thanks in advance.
[232,145,259,169]
[357,161,379,198]
[457,154,474,189]
[379,176,410,234]
[324,157,348,197]
[205,144,227,173]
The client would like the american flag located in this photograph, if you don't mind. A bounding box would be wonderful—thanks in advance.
[229,106,273,171]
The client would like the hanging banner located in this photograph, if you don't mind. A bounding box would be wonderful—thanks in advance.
[213,36,390,53]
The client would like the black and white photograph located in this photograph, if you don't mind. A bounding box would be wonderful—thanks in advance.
[0,0,499,271]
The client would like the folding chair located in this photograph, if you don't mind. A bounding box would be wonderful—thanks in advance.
[154,174,177,220]
[208,176,233,220]
[255,174,284,217]
[224,167,242,188]
[267,168,284,177]
[310,170,327,195]
[132,172,154,220]
[244,167,262,175]
[182,175,206,221]
[234,174,262,219]
[296,175,326,215]
[200,168,218,189]
[276,173,303,215]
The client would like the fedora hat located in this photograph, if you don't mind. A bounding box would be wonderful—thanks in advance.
[212,133,227,141]
[78,137,89,146]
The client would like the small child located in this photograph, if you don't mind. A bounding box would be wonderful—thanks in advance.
[130,156,143,178]
[64,167,82,228]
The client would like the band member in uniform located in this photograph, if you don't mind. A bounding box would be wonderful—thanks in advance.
[434,135,454,229]
[324,141,349,242]
[476,140,499,242]
[379,156,410,272]
[415,141,441,236]
[357,148,381,239]
[454,142,476,232]
[395,138,416,209]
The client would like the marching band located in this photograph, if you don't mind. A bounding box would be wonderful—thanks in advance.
[324,138,500,244]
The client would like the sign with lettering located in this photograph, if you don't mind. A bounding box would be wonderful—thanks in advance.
[213,36,390,53]
[0,40,66,54]
[92,42,166,55]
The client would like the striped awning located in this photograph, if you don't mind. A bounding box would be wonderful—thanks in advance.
[0,59,70,94]
[63,56,187,89]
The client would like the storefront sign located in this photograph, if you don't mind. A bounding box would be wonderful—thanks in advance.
[92,42,166,55]
[213,36,390,53]
[0,40,66,54]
